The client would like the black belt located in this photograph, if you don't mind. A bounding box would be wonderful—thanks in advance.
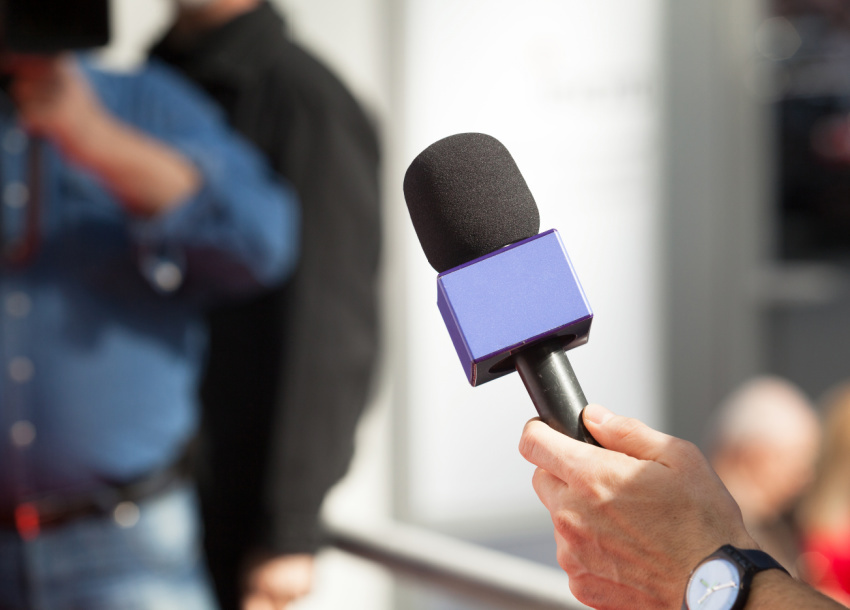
[0,453,191,539]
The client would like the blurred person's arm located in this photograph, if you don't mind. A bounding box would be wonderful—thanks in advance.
[519,404,845,609]
[10,54,299,299]
[242,85,379,610]
[10,56,198,216]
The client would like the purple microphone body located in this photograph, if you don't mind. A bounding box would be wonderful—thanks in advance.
[404,132,597,443]
[437,228,592,386]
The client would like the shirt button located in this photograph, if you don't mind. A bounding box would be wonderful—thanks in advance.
[152,261,183,293]
[3,128,26,155]
[4,182,29,209]
[9,420,36,448]
[113,502,140,528]
[5,292,31,318]
[8,357,33,383]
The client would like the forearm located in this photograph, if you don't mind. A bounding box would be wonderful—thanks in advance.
[747,570,845,609]
[69,113,200,216]
[11,56,200,216]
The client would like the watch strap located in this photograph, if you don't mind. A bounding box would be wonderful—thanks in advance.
[718,544,790,577]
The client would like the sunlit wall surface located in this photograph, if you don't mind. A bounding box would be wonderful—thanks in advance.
[397,0,663,528]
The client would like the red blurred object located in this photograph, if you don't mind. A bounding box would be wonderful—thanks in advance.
[14,503,40,540]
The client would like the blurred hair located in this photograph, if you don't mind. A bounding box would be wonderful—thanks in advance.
[705,375,817,456]
[799,382,850,531]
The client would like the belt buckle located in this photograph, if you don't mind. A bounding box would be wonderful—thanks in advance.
[14,502,40,540]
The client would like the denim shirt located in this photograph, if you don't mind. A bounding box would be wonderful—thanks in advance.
[0,58,299,507]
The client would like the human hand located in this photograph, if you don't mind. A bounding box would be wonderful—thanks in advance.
[5,54,199,216]
[243,554,315,610]
[519,404,758,610]
[7,55,111,163]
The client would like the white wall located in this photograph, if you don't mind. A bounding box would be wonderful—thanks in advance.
[99,0,170,67]
[398,0,664,528]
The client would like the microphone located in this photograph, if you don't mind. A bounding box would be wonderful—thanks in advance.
[403,132,597,443]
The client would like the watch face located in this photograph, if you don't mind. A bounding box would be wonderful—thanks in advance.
[685,558,742,610]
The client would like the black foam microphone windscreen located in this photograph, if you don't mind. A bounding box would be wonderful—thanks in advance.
[403,132,540,272]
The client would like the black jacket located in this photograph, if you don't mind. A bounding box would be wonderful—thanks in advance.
[152,3,381,605]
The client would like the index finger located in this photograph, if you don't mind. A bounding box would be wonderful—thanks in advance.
[519,418,612,486]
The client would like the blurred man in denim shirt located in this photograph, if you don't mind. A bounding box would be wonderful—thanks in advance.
[0,50,299,609]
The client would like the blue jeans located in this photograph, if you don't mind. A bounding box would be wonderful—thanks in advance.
[0,483,218,610]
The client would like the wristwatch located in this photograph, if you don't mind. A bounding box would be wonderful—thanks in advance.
[682,544,790,610]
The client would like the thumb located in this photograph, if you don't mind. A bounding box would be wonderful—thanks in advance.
[582,404,677,463]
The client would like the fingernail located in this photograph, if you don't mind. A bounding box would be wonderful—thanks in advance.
[584,404,613,425]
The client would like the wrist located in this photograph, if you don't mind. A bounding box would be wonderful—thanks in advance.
[683,544,789,610]
[745,569,791,609]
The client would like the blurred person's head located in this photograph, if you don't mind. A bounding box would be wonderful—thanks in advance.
[707,376,821,526]
[799,383,850,532]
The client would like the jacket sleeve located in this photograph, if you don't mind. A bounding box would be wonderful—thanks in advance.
[258,51,382,554]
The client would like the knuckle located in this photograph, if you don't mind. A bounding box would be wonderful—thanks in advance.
[552,509,585,543]
[556,546,579,574]
[568,574,599,606]
[572,480,599,504]
[555,535,587,576]
[615,415,645,441]
[552,510,573,538]
[671,438,705,467]
[673,437,698,456]
[571,466,610,504]
[530,467,547,493]
[518,426,540,462]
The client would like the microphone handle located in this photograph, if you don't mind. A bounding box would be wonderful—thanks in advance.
[514,339,599,445]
